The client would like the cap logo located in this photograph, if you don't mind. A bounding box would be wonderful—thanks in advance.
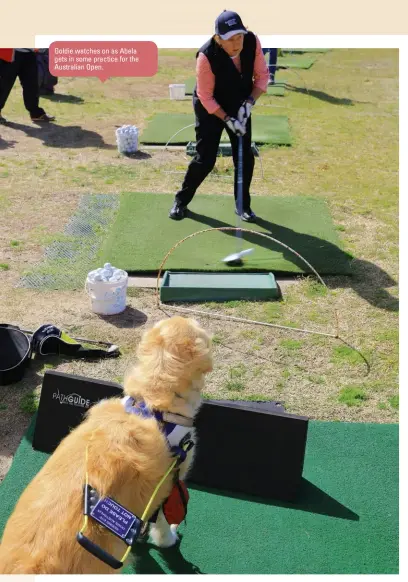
[226,18,237,26]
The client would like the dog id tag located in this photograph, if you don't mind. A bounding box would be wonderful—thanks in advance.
[90,495,142,545]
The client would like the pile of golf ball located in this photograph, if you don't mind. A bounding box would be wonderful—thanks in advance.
[87,263,126,283]
[116,125,139,154]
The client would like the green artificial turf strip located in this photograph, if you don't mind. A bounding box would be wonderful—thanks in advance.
[140,113,292,145]
[183,77,195,95]
[184,76,286,96]
[277,55,317,69]
[266,83,285,96]
[282,48,331,54]
[99,193,352,275]
[0,418,398,574]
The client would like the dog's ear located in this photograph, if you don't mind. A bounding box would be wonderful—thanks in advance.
[157,319,213,375]
[135,325,165,360]
[166,333,201,361]
[141,326,164,348]
[190,336,213,374]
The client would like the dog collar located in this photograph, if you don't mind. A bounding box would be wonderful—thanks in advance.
[122,396,194,463]
[122,397,193,428]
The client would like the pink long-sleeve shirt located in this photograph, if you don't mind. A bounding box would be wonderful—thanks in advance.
[196,35,269,115]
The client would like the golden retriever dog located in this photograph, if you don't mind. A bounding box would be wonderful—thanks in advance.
[0,316,212,574]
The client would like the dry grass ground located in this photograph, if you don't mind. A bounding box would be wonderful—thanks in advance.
[0,48,398,482]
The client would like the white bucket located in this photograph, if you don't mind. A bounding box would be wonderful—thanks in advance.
[115,125,139,154]
[85,265,128,315]
[169,84,186,100]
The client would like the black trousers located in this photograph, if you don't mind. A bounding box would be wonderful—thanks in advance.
[175,109,255,212]
[262,48,278,82]
[0,51,45,117]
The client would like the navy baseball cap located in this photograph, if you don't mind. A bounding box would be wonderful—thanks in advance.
[215,10,247,41]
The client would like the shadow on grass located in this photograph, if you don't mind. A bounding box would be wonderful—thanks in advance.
[97,306,148,328]
[0,136,17,150]
[40,92,85,104]
[284,84,371,106]
[188,478,360,521]
[4,120,116,149]
[184,211,398,312]
[122,150,152,160]
[0,350,80,404]
[325,259,398,312]
[130,533,204,574]
[1,355,75,459]
[0,361,43,418]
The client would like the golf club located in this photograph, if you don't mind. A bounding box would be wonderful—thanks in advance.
[20,328,119,351]
[222,133,254,266]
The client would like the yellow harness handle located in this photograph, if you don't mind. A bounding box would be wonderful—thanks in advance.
[79,439,190,564]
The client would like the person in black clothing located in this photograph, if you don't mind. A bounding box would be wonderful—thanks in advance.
[262,48,278,85]
[0,49,55,125]
[169,10,269,222]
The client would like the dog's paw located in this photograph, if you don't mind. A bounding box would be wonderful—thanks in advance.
[149,524,179,548]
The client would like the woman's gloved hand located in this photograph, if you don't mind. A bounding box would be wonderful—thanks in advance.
[238,95,255,126]
[224,115,246,136]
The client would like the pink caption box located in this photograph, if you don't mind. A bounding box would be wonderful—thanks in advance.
[49,41,158,82]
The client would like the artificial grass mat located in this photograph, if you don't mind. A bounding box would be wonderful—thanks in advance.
[277,55,317,69]
[99,193,352,275]
[141,113,291,145]
[282,48,331,54]
[0,417,398,574]
[184,76,286,96]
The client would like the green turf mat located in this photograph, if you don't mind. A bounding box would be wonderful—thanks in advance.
[184,76,196,95]
[0,418,398,574]
[282,48,331,54]
[265,81,286,96]
[141,113,292,145]
[277,55,317,69]
[99,193,352,275]
[184,76,285,96]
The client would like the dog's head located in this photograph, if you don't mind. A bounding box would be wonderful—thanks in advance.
[124,316,213,409]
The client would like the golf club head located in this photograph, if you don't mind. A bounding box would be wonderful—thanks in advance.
[222,248,254,266]
[238,248,254,258]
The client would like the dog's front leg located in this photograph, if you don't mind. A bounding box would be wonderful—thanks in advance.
[149,508,178,548]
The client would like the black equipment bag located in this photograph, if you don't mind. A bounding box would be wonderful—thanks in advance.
[0,324,32,386]
[0,323,120,386]
[31,324,120,359]
[36,49,58,93]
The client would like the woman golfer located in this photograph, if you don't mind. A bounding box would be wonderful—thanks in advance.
[169,10,269,222]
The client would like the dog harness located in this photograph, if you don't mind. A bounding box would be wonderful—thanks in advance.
[122,396,193,525]
[122,396,194,461]
[76,397,194,570]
